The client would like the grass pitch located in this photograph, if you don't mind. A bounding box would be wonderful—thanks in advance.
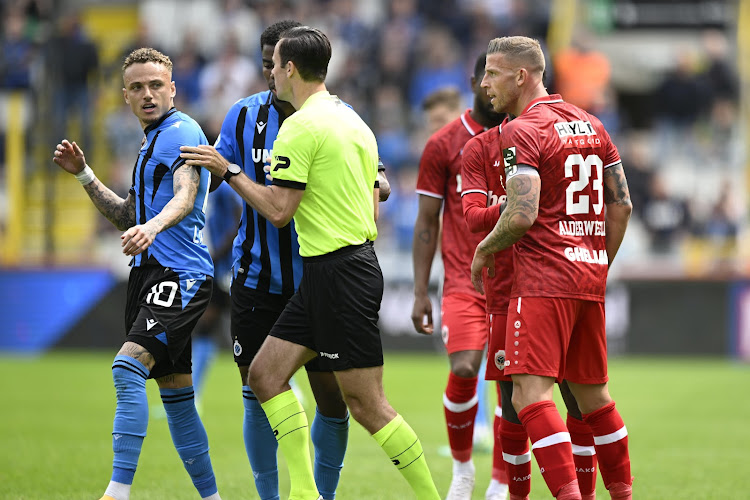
[1,351,749,499]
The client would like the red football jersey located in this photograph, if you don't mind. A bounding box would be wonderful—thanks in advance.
[461,125,514,314]
[499,95,621,302]
[417,110,486,299]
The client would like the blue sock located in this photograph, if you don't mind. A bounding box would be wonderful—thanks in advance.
[160,386,218,498]
[110,355,150,485]
[243,386,279,500]
[311,406,349,500]
[192,336,216,399]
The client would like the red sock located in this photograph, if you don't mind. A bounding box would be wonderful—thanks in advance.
[518,400,577,498]
[567,414,598,497]
[443,372,478,462]
[582,401,632,495]
[499,417,531,499]
[491,383,508,484]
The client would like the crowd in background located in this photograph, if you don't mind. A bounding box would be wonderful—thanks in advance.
[0,0,745,277]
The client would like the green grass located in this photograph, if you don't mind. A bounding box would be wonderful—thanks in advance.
[1,351,749,499]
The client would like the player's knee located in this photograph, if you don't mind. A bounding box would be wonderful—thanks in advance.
[450,360,479,378]
[568,382,612,415]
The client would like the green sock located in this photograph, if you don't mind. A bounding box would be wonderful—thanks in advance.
[373,414,440,500]
[261,390,319,500]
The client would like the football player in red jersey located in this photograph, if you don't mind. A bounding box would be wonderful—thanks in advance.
[470,36,633,500]
[411,53,508,500]
[462,118,599,499]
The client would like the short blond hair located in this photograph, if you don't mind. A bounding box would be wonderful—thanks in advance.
[422,87,462,112]
[122,47,173,74]
[487,36,545,75]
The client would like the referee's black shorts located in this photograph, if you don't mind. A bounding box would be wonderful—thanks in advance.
[269,241,384,372]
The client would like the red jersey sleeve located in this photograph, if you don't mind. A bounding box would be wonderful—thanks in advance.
[416,135,447,198]
[461,135,501,232]
[505,121,542,171]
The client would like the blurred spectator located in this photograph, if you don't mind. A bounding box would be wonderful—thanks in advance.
[652,48,708,162]
[172,32,206,115]
[553,31,610,112]
[409,26,466,108]
[45,12,99,150]
[198,33,258,123]
[618,133,655,219]
[589,85,622,140]
[641,174,691,254]
[0,10,34,89]
[702,179,741,245]
[700,30,738,105]
[373,84,412,171]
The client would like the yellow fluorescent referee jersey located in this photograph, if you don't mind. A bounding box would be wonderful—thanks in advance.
[270,91,379,257]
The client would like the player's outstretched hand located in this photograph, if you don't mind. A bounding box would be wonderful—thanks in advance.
[411,294,434,335]
[121,224,157,256]
[180,145,230,177]
[52,140,86,175]
[471,246,495,295]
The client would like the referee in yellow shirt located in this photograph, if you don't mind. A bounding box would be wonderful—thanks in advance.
[182,26,440,500]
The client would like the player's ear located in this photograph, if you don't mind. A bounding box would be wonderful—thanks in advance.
[286,60,295,78]
[170,80,176,98]
[516,68,526,87]
[123,88,129,104]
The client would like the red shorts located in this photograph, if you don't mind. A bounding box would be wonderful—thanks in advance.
[504,296,609,384]
[485,312,512,381]
[441,293,487,354]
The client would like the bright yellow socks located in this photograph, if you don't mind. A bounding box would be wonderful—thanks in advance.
[373,414,440,500]
[261,390,319,500]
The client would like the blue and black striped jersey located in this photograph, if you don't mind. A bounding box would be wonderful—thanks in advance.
[129,108,213,277]
[215,90,302,296]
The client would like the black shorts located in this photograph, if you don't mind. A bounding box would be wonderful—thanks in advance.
[125,265,212,379]
[230,282,291,366]
[269,242,384,372]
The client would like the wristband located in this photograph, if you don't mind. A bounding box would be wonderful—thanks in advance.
[75,165,96,186]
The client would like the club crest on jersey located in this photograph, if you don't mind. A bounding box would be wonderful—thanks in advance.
[494,349,506,371]
[503,147,517,176]
[233,340,242,356]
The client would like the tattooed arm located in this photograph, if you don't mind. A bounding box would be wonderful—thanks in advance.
[471,167,540,294]
[602,163,632,265]
[84,182,136,231]
[410,195,442,334]
[121,164,200,257]
[53,139,136,231]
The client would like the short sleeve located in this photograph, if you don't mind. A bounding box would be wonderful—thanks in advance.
[460,136,488,196]
[270,117,316,190]
[504,121,541,171]
[160,121,206,173]
[416,135,447,198]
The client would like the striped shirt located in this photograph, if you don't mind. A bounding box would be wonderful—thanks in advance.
[215,90,302,296]
[130,108,213,276]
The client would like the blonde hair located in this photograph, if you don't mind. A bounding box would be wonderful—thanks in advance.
[122,47,173,74]
[422,87,462,112]
[487,36,545,75]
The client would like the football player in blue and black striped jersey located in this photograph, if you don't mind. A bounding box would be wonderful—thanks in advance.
[53,47,221,500]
